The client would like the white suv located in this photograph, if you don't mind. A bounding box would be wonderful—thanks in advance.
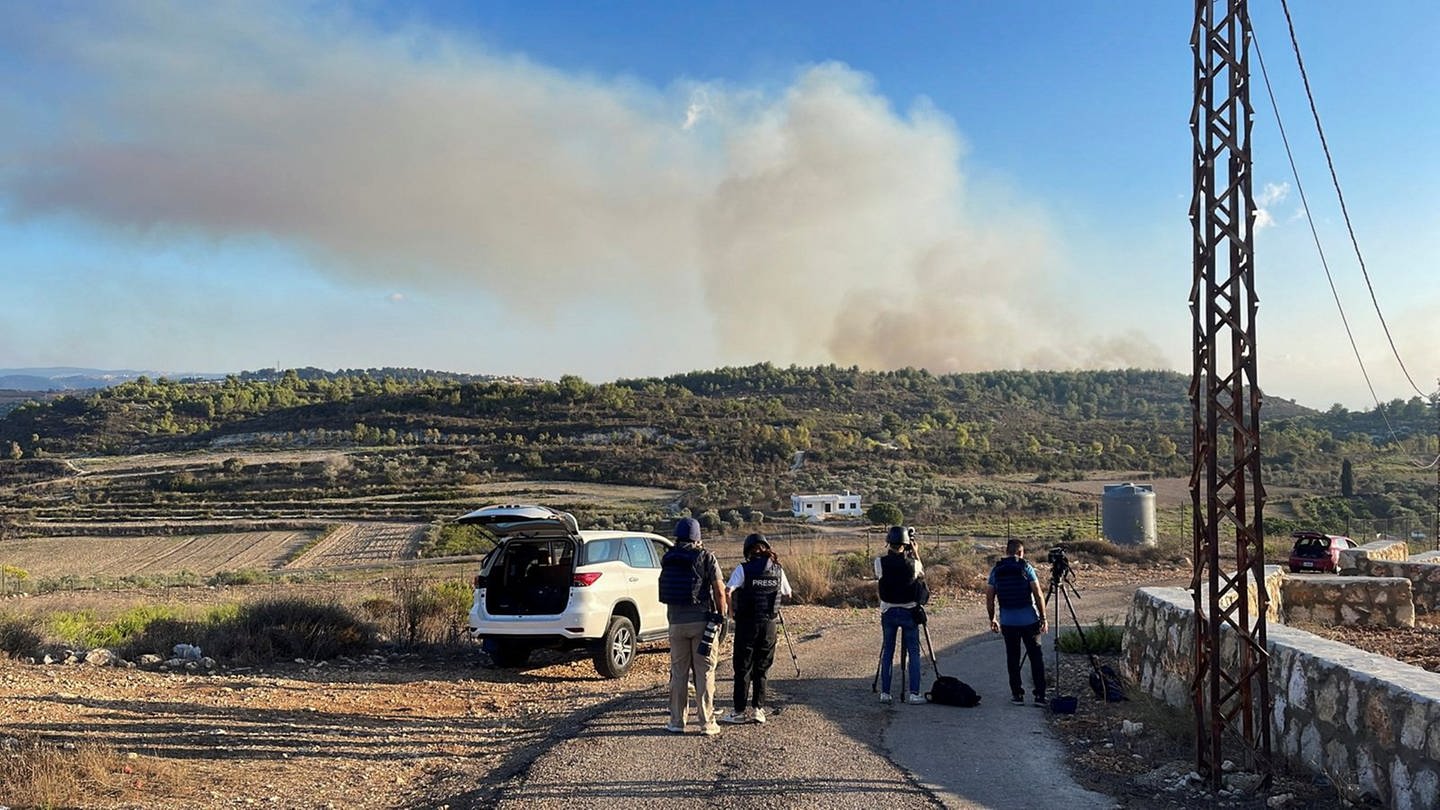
[460,504,673,678]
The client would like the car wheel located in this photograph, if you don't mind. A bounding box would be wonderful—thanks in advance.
[594,615,637,678]
[489,640,531,668]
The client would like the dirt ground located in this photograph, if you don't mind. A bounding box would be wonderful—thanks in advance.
[1,561,1429,809]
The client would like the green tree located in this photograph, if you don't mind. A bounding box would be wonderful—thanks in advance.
[1340,458,1355,498]
[867,502,903,526]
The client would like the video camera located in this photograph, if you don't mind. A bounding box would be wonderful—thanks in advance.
[1047,545,1073,583]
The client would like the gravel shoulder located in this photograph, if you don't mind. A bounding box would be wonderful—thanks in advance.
[0,562,1389,808]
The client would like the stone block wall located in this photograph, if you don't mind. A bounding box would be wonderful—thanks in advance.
[1125,587,1440,809]
[1354,559,1440,613]
[1339,538,1410,573]
[1214,565,1285,625]
[1280,575,1416,628]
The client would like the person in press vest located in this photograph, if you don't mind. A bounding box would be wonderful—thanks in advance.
[658,517,728,735]
[720,533,792,725]
[986,538,1049,706]
[874,526,926,704]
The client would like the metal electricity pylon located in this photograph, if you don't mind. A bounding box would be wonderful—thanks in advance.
[1189,0,1272,789]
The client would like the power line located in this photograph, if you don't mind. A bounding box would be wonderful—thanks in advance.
[1278,0,1431,401]
[1252,27,1439,471]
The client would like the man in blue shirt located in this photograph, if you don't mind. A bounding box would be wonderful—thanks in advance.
[986,539,1049,706]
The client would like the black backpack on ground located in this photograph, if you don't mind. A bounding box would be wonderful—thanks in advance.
[1088,663,1128,702]
[927,675,981,707]
[917,620,980,707]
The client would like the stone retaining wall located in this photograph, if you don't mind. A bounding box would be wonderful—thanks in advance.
[1280,574,1416,628]
[1354,559,1440,613]
[1410,550,1440,563]
[1338,538,1410,573]
[1125,587,1440,809]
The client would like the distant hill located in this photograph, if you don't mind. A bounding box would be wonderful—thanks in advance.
[0,367,224,391]
[0,363,1432,539]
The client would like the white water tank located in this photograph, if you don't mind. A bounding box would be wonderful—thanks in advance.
[1103,483,1156,546]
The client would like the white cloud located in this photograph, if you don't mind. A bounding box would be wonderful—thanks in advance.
[1255,181,1290,231]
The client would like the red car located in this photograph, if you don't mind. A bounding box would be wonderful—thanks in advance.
[1287,531,1356,573]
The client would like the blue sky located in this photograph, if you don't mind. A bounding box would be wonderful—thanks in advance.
[0,1,1435,409]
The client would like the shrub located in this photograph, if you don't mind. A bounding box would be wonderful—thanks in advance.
[47,605,194,653]
[384,571,473,646]
[200,598,375,663]
[208,569,265,587]
[0,613,42,657]
[828,550,868,581]
[1057,615,1124,654]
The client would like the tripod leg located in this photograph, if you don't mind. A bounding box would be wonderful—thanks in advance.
[777,609,800,677]
[899,641,909,701]
[872,623,885,693]
[921,622,941,678]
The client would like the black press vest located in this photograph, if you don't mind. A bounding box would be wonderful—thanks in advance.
[992,557,1033,609]
[659,544,708,606]
[734,557,781,621]
[877,554,921,604]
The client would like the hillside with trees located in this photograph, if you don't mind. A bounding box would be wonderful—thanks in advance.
[0,364,1434,540]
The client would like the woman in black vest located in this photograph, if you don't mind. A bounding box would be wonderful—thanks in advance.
[720,533,792,724]
[875,526,926,704]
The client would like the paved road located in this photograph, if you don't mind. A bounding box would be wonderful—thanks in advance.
[486,585,1132,809]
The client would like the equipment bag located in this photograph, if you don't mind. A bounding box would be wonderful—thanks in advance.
[926,675,981,707]
[1088,664,1128,702]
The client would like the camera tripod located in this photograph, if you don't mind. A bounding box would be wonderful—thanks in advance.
[1045,560,1120,705]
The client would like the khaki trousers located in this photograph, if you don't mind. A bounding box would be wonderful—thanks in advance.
[668,620,717,728]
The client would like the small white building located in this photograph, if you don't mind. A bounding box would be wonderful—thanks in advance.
[791,491,863,519]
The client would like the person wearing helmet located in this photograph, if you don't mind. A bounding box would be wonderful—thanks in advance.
[719,532,792,725]
[874,525,926,704]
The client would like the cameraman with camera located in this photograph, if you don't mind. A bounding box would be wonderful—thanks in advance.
[874,526,927,704]
[986,539,1048,706]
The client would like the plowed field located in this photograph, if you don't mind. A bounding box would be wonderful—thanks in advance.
[286,523,428,569]
[0,531,318,578]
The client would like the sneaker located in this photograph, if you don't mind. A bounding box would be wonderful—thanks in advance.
[665,723,685,734]
[719,711,749,725]
[905,694,927,705]
[701,723,722,736]
[1033,696,1048,708]
[752,707,767,724]
[1011,694,1026,705]
[879,693,893,704]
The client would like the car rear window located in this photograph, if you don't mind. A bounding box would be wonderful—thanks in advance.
[581,536,660,568]
[581,538,623,565]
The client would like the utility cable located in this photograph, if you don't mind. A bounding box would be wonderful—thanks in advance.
[1278,0,1431,401]
[1252,30,1439,471]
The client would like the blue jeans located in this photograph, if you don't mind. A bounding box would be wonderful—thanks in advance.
[880,606,921,694]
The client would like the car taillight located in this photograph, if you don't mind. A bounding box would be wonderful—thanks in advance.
[573,572,602,587]
[472,574,486,588]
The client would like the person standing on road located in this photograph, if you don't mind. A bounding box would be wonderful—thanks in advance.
[986,538,1048,706]
[875,526,926,704]
[659,517,728,735]
[720,533,792,725]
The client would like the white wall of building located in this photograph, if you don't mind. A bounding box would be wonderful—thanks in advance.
[791,492,863,519]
